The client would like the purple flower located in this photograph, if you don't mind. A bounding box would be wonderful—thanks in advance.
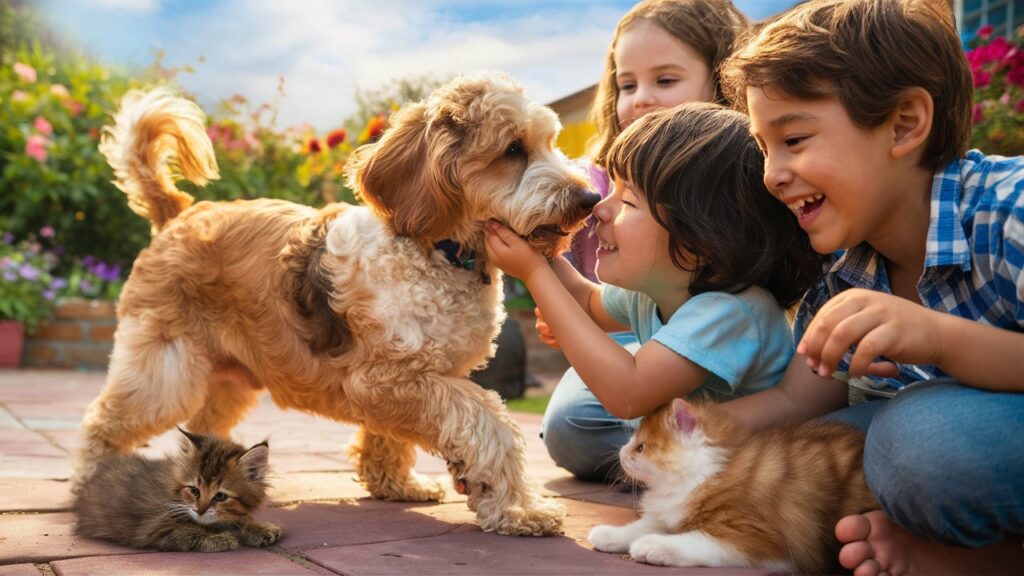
[2,232,13,244]
[43,289,56,301]
[50,277,68,290]
[3,271,16,282]
[19,264,39,281]
[80,279,93,293]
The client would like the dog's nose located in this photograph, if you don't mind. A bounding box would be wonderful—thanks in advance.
[578,189,602,210]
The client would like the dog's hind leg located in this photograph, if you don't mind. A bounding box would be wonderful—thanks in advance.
[186,361,264,439]
[74,316,212,485]
[348,428,447,502]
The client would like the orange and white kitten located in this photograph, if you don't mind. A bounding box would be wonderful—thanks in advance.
[588,398,877,574]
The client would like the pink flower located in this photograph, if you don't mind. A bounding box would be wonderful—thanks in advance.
[978,25,994,40]
[39,226,55,238]
[10,90,27,102]
[13,62,36,83]
[49,84,70,98]
[972,103,986,124]
[34,116,53,136]
[25,135,49,162]
[973,68,992,88]
[63,99,84,117]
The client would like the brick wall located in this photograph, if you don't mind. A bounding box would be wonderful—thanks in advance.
[24,299,115,370]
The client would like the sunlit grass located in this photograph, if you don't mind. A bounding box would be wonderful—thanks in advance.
[505,394,550,415]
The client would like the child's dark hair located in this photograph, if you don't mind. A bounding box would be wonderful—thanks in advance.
[606,102,819,308]
[720,0,971,170]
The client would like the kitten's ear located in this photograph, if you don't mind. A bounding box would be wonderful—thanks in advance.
[177,426,204,450]
[670,398,697,435]
[239,442,269,482]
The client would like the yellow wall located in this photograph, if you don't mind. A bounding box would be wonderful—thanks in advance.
[556,121,597,159]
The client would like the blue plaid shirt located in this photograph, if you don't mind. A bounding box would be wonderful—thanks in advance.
[794,150,1024,392]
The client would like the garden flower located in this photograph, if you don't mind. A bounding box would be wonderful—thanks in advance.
[306,138,322,154]
[10,90,27,103]
[34,116,53,136]
[13,62,36,83]
[19,264,39,281]
[50,84,70,98]
[39,226,55,238]
[25,135,49,162]
[326,129,347,149]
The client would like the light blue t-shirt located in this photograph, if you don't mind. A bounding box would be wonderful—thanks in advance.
[601,284,793,399]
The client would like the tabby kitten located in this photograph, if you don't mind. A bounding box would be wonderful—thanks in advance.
[73,428,282,552]
[588,399,877,574]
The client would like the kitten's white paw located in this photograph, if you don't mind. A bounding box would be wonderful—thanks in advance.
[588,524,632,553]
[630,534,688,566]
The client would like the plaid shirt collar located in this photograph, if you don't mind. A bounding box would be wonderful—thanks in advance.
[827,157,971,290]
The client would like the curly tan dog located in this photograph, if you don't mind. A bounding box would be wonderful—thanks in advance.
[75,74,599,536]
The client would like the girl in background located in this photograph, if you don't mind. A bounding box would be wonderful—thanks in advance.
[542,0,751,481]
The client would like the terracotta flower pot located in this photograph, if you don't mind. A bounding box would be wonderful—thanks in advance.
[0,320,25,368]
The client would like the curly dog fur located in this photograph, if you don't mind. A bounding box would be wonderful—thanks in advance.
[74,74,599,536]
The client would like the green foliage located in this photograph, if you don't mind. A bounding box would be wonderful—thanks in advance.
[967,25,1024,155]
[505,394,550,415]
[343,74,445,138]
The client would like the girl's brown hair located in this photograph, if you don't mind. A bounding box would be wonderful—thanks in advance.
[606,102,820,308]
[589,0,749,167]
[721,0,972,170]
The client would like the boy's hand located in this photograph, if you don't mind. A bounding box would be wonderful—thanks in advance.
[484,220,548,282]
[798,288,945,379]
[534,307,560,348]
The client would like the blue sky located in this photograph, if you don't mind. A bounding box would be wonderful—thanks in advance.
[39,0,796,131]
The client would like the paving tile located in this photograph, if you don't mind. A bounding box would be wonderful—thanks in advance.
[0,428,67,458]
[0,454,73,479]
[51,549,330,576]
[0,511,135,564]
[261,500,470,552]
[267,471,371,504]
[0,405,23,429]
[305,528,776,576]
[0,478,71,512]
[0,564,42,576]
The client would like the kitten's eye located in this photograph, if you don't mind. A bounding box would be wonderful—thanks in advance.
[506,139,524,157]
[189,487,200,498]
[213,492,228,502]
[635,443,645,454]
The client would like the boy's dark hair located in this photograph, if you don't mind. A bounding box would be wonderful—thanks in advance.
[590,0,749,167]
[606,102,820,307]
[720,0,972,171]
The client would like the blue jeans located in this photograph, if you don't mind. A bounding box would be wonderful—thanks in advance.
[540,332,641,482]
[825,379,1024,548]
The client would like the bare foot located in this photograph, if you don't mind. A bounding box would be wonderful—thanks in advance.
[836,511,1023,575]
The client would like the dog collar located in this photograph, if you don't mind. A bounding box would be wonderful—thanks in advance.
[434,239,476,271]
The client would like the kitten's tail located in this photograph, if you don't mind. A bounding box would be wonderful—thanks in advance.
[99,88,219,233]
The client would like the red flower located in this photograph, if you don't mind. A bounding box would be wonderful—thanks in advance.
[326,129,347,148]
[306,138,322,154]
[367,116,386,140]
[978,25,994,40]
[973,68,992,88]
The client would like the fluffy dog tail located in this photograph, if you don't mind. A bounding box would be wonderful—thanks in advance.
[99,88,219,232]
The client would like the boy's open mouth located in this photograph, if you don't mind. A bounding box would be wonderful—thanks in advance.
[788,193,825,219]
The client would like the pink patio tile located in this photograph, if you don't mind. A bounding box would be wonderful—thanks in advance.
[304,528,777,576]
[0,454,73,479]
[0,564,41,576]
[0,428,67,458]
[267,471,371,504]
[0,511,136,564]
[51,549,333,576]
[0,478,71,512]
[261,500,471,552]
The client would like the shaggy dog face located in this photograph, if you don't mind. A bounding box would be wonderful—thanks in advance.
[76,74,598,538]
[349,74,593,259]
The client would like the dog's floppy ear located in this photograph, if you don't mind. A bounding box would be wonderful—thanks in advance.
[346,102,462,245]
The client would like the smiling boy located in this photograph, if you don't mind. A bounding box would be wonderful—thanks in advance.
[719,0,1024,574]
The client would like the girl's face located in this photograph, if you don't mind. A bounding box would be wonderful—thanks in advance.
[614,20,715,128]
[592,178,691,295]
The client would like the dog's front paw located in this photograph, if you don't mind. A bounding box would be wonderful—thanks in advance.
[488,496,565,536]
[588,524,633,553]
[629,534,686,566]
